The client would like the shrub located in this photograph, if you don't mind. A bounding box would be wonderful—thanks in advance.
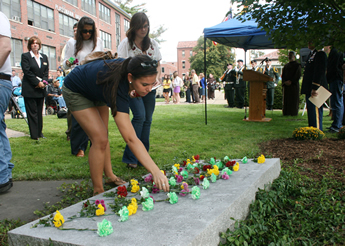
[292,126,325,140]
[337,126,345,139]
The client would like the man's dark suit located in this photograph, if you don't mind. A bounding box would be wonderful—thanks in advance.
[21,51,49,139]
[301,49,327,130]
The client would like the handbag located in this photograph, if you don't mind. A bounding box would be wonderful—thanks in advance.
[81,51,118,65]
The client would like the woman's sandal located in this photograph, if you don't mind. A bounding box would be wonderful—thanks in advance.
[105,177,127,187]
[127,163,138,169]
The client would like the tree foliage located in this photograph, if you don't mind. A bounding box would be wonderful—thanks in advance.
[233,0,345,50]
[190,37,235,81]
[114,0,166,44]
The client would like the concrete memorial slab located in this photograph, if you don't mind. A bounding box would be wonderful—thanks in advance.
[8,158,281,246]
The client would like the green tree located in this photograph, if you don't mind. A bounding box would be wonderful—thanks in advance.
[190,37,235,81]
[233,0,345,50]
[115,0,166,44]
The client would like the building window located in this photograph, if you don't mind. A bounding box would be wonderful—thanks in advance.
[65,0,78,7]
[10,38,23,67]
[115,13,121,50]
[190,50,193,57]
[182,50,185,57]
[162,67,164,73]
[27,0,54,31]
[182,61,185,69]
[100,30,112,49]
[99,3,110,23]
[124,19,130,32]
[42,45,56,70]
[59,13,77,37]
[0,0,21,21]
[81,0,96,16]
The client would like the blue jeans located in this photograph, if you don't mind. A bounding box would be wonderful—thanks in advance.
[329,79,344,130]
[0,79,14,185]
[53,96,66,108]
[122,90,156,165]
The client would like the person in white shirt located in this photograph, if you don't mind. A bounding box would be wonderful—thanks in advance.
[172,71,182,104]
[117,12,162,169]
[0,11,14,193]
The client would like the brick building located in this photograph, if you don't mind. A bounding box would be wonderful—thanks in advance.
[177,41,197,79]
[160,61,177,79]
[1,0,131,76]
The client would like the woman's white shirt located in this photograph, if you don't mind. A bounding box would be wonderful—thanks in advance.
[63,37,104,70]
[117,37,162,61]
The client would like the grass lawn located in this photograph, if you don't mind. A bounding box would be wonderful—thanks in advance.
[2,104,343,245]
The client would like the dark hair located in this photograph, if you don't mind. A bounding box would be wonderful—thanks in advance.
[126,12,151,52]
[97,55,158,117]
[27,36,41,51]
[73,22,78,29]
[75,16,97,56]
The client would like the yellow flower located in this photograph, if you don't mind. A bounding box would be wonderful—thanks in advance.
[258,155,265,164]
[174,171,178,175]
[96,204,105,216]
[131,198,137,204]
[207,168,213,176]
[130,179,138,186]
[213,165,219,170]
[233,164,239,172]
[180,182,187,190]
[131,184,140,193]
[160,170,166,175]
[127,204,135,216]
[53,210,64,228]
[213,169,220,176]
[174,164,180,169]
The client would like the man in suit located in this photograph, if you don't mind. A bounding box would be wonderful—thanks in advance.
[0,11,14,193]
[21,36,49,140]
[234,59,245,108]
[263,59,279,110]
[301,41,328,131]
[324,46,344,133]
[222,63,236,108]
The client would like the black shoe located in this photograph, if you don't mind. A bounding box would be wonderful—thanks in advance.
[0,180,13,194]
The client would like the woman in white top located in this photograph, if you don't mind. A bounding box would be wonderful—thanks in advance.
[62,17,108,160]
[63,16,103,70]
[172,71,182,104]
[117,12,162,169]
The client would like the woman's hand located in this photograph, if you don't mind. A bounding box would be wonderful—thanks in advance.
[151,169,169,192]
[66,60,72,67]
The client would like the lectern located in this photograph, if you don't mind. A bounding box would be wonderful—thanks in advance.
[243,70,273,122]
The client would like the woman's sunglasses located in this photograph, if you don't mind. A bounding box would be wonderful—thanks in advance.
[82,29,94,34]
[141,60,158,69]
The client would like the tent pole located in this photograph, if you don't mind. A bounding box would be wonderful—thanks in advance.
[204,37,207,125]
[244,49,248,120]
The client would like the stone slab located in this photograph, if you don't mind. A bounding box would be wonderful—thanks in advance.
[8,158,281,246]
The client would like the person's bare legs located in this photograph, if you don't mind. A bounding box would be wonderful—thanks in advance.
[72,106,115,195]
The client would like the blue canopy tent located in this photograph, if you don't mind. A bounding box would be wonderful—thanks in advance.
[201,18,284,124]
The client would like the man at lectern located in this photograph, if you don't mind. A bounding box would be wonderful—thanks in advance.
[263,59,279,110]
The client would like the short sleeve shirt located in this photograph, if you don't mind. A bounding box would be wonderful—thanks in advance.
[63,58,130,114]
[0,12,12,75]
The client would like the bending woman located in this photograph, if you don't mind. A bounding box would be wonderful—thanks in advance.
[62,55,169,195]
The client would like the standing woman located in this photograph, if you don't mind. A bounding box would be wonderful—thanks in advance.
[162,74,171,104]
[172,71,182,104]
[207,73,216,100]
[63,16,104,157]
[117,12,162,169]
[199,72,206,103]
[21,36,49,140]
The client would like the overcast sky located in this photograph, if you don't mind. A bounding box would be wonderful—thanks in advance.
[128,0,276,62]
